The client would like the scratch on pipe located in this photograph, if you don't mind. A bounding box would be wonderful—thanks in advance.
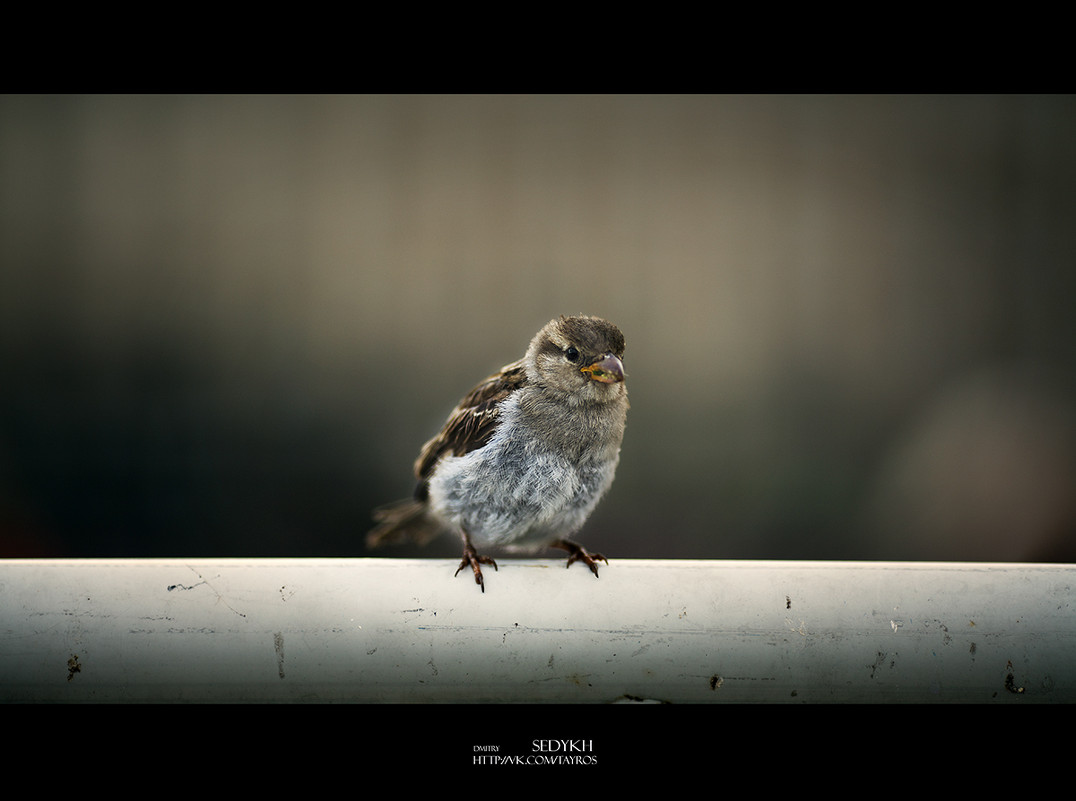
[868,651,894,678]
[166,581,206,592]
[1005,660,1025,694]
[274,632,285,678]
[786,618,808,636]
[167,567,247,618]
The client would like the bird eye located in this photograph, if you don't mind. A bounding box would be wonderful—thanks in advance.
[564,346,580,362]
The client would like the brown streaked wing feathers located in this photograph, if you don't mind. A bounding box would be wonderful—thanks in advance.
[413,359,528,482]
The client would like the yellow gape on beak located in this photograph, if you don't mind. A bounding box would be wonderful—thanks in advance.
[580,353,625,383]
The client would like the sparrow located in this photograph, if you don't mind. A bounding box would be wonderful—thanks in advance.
[367,315,629,592]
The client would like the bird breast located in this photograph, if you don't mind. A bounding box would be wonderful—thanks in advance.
[425,395,622,547]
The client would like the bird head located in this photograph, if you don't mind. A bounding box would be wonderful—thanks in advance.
[527,315,627,402]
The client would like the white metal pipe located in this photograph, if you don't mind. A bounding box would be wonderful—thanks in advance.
[1,558,1072,702]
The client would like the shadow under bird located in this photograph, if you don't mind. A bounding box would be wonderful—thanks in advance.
[367,315,629,592]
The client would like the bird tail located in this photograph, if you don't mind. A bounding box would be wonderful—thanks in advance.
[366,499,444,548]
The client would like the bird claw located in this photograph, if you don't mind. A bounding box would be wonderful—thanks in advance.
[552,539,608,577]
[455,544,498,592]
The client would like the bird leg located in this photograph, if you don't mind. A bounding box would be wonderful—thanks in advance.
[455,529,497,592]
[550,538,608,577]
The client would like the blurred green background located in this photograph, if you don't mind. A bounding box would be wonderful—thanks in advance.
[1,94,1074,563]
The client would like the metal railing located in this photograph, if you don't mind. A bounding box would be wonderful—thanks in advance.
[1,558,1072,702]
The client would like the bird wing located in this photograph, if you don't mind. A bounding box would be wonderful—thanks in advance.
[413,358,527,486]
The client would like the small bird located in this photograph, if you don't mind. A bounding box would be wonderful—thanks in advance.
[367,315,629,592]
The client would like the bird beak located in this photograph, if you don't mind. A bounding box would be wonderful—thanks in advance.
[580,353,625,383]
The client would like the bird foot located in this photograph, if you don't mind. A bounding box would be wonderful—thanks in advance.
[551,538,608,577]
[455,543,498,592]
